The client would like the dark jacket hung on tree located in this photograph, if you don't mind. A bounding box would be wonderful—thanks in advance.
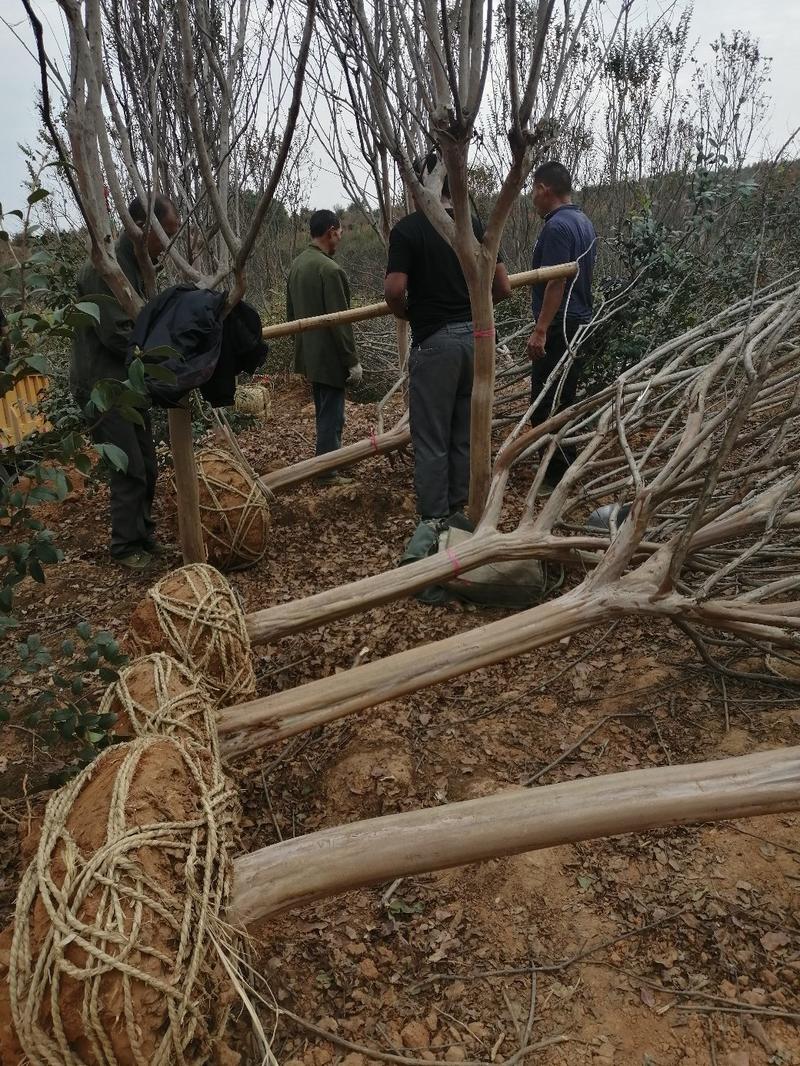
[127,286,268,407]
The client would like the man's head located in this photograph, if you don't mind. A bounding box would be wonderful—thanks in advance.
[309,209,343,255]
[128,194,180,261]
[531,161,572,219]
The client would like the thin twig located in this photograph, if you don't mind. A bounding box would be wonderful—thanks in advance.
[278,1007,570,1066]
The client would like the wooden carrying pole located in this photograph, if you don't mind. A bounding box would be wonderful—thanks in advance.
[230,745,800,924]
[260,263,578,340]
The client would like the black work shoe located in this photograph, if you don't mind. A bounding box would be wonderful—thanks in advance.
[116,550,152,571]
[447,510,475,532]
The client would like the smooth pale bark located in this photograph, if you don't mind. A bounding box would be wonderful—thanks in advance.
[219,585,603,756]
[260,418,411,492]
[230,746,800,924]
[245,528,606,645]
[466,272,499,521]
[168,405,206,564]
[259,264,577,340]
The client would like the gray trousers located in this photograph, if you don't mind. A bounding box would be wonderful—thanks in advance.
[91,408,157,558]
[408,321,474,519]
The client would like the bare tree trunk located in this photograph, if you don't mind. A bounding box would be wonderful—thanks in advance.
[467,265,499,519]
[230,745,800,924]
[168,405,205,563]
[219,586,599,757]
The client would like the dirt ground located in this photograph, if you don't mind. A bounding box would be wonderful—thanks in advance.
[2,377,799,1066]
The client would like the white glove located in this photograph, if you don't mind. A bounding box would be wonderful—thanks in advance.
[347,362,363,386]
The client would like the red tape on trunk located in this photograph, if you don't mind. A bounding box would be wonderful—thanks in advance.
[446,547,462,576]
[369,427,379,452]
[473,327,496,339]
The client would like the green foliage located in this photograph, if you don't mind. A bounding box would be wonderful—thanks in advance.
[0,624,128,777]
[0,183,155,771]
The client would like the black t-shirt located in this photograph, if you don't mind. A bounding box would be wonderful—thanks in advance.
[386,210,496,344]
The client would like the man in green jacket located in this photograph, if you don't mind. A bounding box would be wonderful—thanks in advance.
[71,194,180,569]
[287,209,361,485]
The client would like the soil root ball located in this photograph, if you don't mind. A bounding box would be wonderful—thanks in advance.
[102,652,219,753]
[127,563,255,706]
[5,736,241,1066]
[234,384,271,421]
[196,447,270,571]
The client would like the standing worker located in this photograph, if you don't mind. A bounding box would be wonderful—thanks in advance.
[526,161,597,487]
[384,157,511,529]
[71,194,180,570]
[287,209,362,486]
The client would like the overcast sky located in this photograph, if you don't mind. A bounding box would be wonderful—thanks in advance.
[1,0,797,216]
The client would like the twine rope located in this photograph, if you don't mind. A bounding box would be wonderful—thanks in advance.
[196,448,270,571]
[100,652,221,759]
[9,737,240,1066]
[139,564,255,706]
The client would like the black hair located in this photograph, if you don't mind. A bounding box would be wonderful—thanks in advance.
[532,161,572,196]
[309,209,341,238]
[412,151,450,199]
[128,194,177,225]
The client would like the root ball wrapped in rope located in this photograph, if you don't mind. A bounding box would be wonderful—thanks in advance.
[128,564,255,706]
[195,447,270,571]
[4,736,241,1066]
[233,384,271,421]
[103,652,219,753]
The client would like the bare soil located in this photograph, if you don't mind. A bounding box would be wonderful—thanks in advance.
[2,375,799,1065]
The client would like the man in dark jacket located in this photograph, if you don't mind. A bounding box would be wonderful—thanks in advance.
[287,209,361,486]
[384,160,510,526]
[526,161,597,487]
[71,194,180,569]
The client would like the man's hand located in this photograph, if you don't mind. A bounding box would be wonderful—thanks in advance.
[527,327,547,361]
[347,362,363,386]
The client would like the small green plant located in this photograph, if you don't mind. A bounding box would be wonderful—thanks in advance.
[0,624,128,774]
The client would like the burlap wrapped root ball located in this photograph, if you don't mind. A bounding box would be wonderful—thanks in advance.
[233,384,271,421]
[2,736,241,1066]
[195,447,270,571]
[102,651,219,754]
[128,563,256,706]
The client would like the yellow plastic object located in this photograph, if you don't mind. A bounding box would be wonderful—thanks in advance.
[0,374,50,445]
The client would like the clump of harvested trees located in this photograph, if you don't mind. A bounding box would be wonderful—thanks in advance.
[211,278,800,755]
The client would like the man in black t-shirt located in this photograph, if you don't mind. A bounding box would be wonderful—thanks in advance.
[527,161,597,486]
[385,163,510,524]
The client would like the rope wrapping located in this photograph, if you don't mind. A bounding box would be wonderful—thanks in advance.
[195,448,271,572]
[128,564,255,707]
[7,737,241,1066]
[101,653,219,757]
[233,385,271,421]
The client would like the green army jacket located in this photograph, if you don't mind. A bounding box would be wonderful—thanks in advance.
[286,244,357,388]
[69,234,144,406]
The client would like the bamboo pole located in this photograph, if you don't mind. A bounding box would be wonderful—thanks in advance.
[230,745,800,924]
[260,263,578,340]
[168,404,206,564]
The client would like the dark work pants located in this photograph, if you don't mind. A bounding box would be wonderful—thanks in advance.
[312,382,345,459]
[91,408,157,558]
[530,317,586,484]
[408,322,474,520]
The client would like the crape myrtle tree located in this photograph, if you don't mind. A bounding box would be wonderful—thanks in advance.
[316,0,631,519]
[21,0,316,560]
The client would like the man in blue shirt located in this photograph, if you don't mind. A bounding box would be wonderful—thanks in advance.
[526,161,597,486]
